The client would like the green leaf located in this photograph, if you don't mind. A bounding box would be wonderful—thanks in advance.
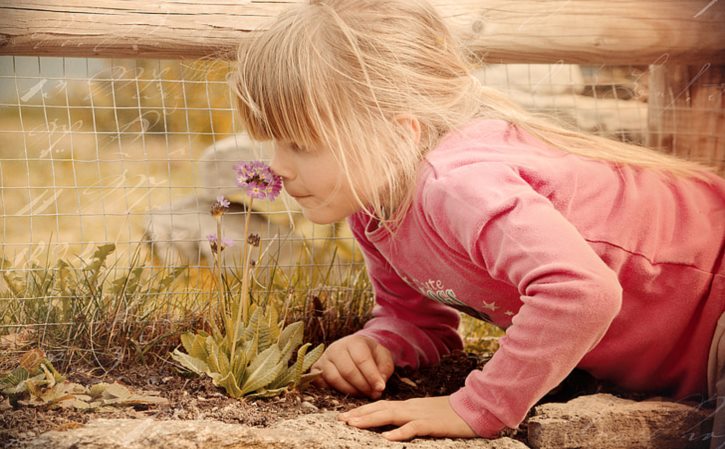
[86,244,115,274]
[216,344,231,376]
[171,349,209,375]
[243,331,259,366]
[0,367,30,392]
[205,337,224,374]
[230,345,248,380]
[277,322,304,367]
[278,337,296,369]
[301,343,324,374]
[278,321,303,352]
[215,371,243,398]
[246,386,289,399]
[297,371,322,388]
[243,307,263,342]
[267,303,281,342]
[224,316,245,348]
[256,318,272,353]
[269,343,307,390]
[193,334,210,358]
[240,345,282,395]
[180,333,196,354]
[6,372,45,396]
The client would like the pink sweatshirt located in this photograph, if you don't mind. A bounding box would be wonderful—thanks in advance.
[351,118,725,437]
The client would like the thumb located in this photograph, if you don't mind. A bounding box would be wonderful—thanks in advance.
[371,343,395,382]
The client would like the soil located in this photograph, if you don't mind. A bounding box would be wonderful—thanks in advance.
[0,350,634,448]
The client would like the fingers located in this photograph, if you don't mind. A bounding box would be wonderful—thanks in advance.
[371,343,394,381]
[339,400,400,425]
[317,358,367,396]
[382,421,426,441]
[312,335,391,398]
[348,340,386,396]
[338,400,434,441]
[338,396,478,441]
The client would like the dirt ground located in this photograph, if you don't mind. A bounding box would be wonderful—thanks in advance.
[1,350,636,449]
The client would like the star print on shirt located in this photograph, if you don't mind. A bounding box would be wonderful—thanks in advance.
[482,301,499,312]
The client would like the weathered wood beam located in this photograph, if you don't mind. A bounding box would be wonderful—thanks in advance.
[0,1,723,64]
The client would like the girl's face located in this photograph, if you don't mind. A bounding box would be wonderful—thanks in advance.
[270,140,362,224]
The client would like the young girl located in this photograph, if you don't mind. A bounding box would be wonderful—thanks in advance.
[230,0,725,444]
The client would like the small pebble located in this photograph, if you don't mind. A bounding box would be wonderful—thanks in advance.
[301,401,318,411]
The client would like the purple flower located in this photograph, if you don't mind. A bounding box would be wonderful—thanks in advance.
[233,161,282,201]
[216,195,230,208]
[210,195,231,218]
[207,234,234,253]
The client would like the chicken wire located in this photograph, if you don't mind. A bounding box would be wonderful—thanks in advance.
[0,56,722,325]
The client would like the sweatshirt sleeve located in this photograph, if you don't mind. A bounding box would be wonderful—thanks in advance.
[347,213,463,369]
[424,163,623,438]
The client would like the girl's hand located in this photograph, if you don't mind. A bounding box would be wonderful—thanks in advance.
[310,334,394,399]
[338,396,478,441]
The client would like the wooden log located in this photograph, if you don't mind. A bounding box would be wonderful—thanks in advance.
[0,0,723,64]
[647,64,724,173]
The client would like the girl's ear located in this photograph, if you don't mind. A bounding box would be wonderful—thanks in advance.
[393,114,421,146]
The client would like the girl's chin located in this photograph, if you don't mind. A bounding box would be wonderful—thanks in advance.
[300,207,334,225]
[300,206,351,225]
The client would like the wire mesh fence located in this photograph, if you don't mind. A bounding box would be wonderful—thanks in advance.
[0,55,722,365]
[0,57,356,269]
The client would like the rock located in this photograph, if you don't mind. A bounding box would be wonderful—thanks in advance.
[144,195,300,267]
[301,400,319,411]
[24,412,529,449]
[527,393,714,449]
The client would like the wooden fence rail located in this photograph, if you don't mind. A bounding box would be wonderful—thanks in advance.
[0,0,723,64]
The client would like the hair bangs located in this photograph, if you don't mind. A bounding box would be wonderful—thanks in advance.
[232,12,336,149]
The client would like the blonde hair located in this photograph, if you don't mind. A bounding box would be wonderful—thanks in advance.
[231,0,714,226]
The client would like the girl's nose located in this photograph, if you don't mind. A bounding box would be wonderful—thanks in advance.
[269,145,295,180]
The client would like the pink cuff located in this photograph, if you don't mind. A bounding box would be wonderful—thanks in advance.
[449,388,508,438]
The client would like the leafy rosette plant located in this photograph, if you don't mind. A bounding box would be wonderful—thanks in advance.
[171,161,323,398]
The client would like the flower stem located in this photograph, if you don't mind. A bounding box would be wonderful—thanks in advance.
[215,219,225,319]
[230,198,253,360]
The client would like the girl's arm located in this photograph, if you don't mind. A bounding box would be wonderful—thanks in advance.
[347,213,464,369]
[424,163,622,437]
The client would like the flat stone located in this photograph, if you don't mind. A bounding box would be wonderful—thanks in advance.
[527,393,714,449]
[24,412,529,449]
